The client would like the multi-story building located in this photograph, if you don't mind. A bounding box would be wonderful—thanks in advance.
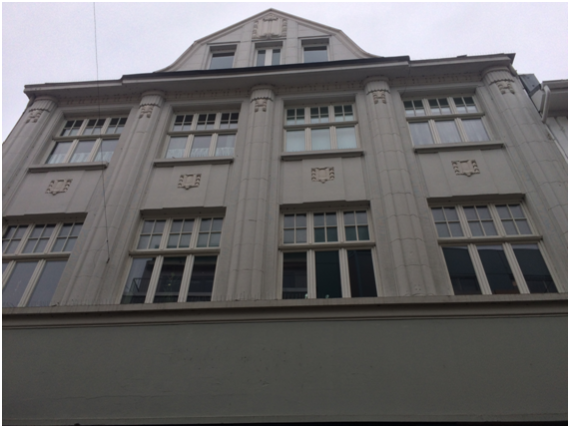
[3,9,567,424]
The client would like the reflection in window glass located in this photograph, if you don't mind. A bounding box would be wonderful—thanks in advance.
[337,127,357,149]
[409,122,434,145]
[154,257,185,303]
[463,119,489,142]
[93,139,119,162]
[187,256,217,302]
[286,130,305,152]
[3,261,38,307]
[215,134,235,157]
[47,142,72,164]
[347,250,377,297]
[271,49,281,65]
[190,135,212,157]
[3,225,28,254]
[282,252,307,299]
[435,121,461,144]
[256,49,266,66]
[121,258,155,304]
[69,140,96,163]
[442,247,481,295]
[304,46,327,63]
[210,52,234,69]
[27,260,67,307]
[512,244,557,293]
[315,251,342,298]
[311,128,330,150]
[166,137,187,159]
[477,245,519,294]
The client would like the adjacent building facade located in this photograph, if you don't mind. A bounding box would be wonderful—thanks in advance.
[3,9,567,424]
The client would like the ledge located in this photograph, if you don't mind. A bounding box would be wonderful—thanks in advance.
[153,157,234,167]
[281,149,364,161]
[437,234,542,245]
[28,162,108,173]
[279,241,375,251]
[2,293,566,329]
[413,141,504,153]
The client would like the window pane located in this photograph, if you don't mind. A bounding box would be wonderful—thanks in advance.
[442,247,481,295]
[47,142,72,164]
[477,245,519,294]
[336,127,357,149]
[154,257,185,303]
[166,137,187,158]
[435,121,461,144]
[93,139,119,162]
[311,128,330,150]
[286,130,305,152]
[282,253,307,299]
[315,251,342,298]
[409,122,434,145]
[190,135,212,157]
[304,46,327,63]
[215,134,235,157]
[347,250,377,297]
[463,119,489,142]
[121,258,155,304]
[512,244,557,293]
[256,50,266,66]
[69,140,96,163]
[3,261,38,307]
[26,260,67,307]
[271,49,281,65]
[210,52,234,69]
[187,256,217,302]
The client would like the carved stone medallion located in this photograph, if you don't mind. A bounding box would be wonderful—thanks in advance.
[178,174,201,190]
[46,179,72,195]
[452,160,480,177]
[311,167,335,183]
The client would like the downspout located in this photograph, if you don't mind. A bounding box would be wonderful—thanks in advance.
[541,85,551,123]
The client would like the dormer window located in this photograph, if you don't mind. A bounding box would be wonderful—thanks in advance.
[254,41,282,67]
[209,45,237,70]
[301,38,329,63]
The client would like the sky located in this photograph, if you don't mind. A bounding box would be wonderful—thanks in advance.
[2,2,568,142]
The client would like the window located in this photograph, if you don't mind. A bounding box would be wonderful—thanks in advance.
[2,222,83,307]
[46,117,126,164]
[431,204,558,295]
[280,210,378,299]
[256,48,281,66]
[165,112,238,159]
[404,96,490,146]
[121,217,223,304]
[284,105,358,152]
[304,46,328,63]
[209,48,235,70]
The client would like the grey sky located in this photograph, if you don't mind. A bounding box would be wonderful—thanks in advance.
[3,2,568,142]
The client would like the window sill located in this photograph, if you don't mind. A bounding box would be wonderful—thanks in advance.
[279,241,374,251]
[2,253,71,261]
[28,162,109,173]
[437,234,542,245]
[413,141,504,153]
[281,149,364,161]
[154,157,234,167]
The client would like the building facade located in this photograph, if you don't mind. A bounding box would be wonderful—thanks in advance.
[3,9,567,424]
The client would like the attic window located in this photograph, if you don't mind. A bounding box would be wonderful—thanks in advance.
[209,45,237,70]
[301,38,329,63]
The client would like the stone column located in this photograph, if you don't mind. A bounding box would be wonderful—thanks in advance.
[3,96,59,199]
[60,91,168,305]
[225,85,275,300]
[364,78,436,296]
[482,67,568,285]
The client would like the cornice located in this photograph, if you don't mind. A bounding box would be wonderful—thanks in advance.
[57,94,141,107]
[390,73,482,88]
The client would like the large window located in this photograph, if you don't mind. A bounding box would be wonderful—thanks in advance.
[284,105,358,152]
[46,117,126,164]
[209,50,235,70]
[121,217,223,304]
[256,47,281,66]
[165,112,238,159]
[2,222,83,307]
[431,204,558,295]
[280,211,378,299]
[404,96,490,146]
[303,46,328,63]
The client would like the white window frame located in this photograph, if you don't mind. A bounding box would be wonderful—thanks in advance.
[431,203,561,295]
[255,47,281,66]
[283,104,359,152]
[301,39,329,63]
[121,217,223,304]
[405,96,491,146]
[164,112,239,159]
[208,46,236,70]
[278,210,380,299]
[2,221,83,307]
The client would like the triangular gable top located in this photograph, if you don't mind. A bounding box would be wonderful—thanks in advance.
[158,8,378,72]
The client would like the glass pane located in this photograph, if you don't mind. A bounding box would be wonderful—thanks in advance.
[47,142,72,164]
[142,221,154,234]
[296,214,306,227]
[496,205,509,219]
[442,247,481,295]
[190,135,211,157]
[449,222,463,237]
[187,256,217,302]
[3,261,38,307]
[121,258,155,304]
[284,230,294,244]
[69,140,96,163]
[271,49,281,65]
[345,226,357,241]
[296,229,306,243]
[171,220,182,233]
[347,250,377,297]
[215,134,235,157]
[212,218,223,232]
[509,205,524,218]
[311,128,330,150]
[337,127,357,149]
[516,220,531,235]
[477,207,492,219]
[436,223,450,238]
[502,220,517,235]
[478,245,519,294]
[63,238,77,252]
[93,139,119,162]
[409,122,433,145]
[326,213,337,226]
[512,244,557,293]
[344,212,355,225]
[179,234,191,248]
[200,219,212,232]
[52,238,66,252]
[209,233,221,247]
[282,253,307,299]
[286,130,305,152]
[154,257,185,303]
[137,235,150,250]
[482,221,498,236]
[463,207,477,220]
[256,50,266,67]
[326,228,338,242]
[210,52,234,69]
[314,228,325,243]
[167,235,179,248]
[315,251,342,298]
[469,222,484,236]
[284,215,294,228]
[26,260,67,307]
[444,207,459,221]
[304,46,327,63]
[463,119,489,142]
[166,137,187,158]
[314,214,324,227]
[435,121,461,144]
[357,226,370,240]
[197,233,209,247]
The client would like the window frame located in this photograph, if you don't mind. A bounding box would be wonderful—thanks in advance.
[255,47,281,66]
[2,221,83,307]
[164,112,239,159]
[121,217,224,304]
[283,104,359,152]
[208,47,236,70]
[278,210,380,299]
[302,45,329,63]
[404,96,491,146]
[430,203,560,295]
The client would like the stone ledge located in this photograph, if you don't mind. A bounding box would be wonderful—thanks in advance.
[153,157,234,167]
[281,149,364,161]
[28,162,108,173]
[413,141,504,153]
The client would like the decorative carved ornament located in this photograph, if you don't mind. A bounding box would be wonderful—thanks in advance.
[178,174,201,190]
[254,99,268,112]
[58,94,140,107]
[46,179,72,195]
[370,90,388,104]
[452,160,480,177]
[139,105,154,118]
[496,81,515,95]
[311,167,335,183]
[25,110,44,123]
[390,73,481,88]
[252,14,287,39]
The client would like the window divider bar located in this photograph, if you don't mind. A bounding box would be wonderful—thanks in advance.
[503,243,530,294]
[18,259,46,307]
[144,255,164,304]
[178,255,195,303]
[467,244,492,295]
[307,250,316,299]
[339,248,351,298]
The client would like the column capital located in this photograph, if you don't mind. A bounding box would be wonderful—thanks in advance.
[25,96,58,123]
[250,85,274,101]
[364,78,390,105]
[482,67,517,95]
[139,91,165,118]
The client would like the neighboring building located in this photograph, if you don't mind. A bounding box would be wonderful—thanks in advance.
[3,9,567,424]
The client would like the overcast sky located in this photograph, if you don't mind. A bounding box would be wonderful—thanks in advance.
[3,2,568,142]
